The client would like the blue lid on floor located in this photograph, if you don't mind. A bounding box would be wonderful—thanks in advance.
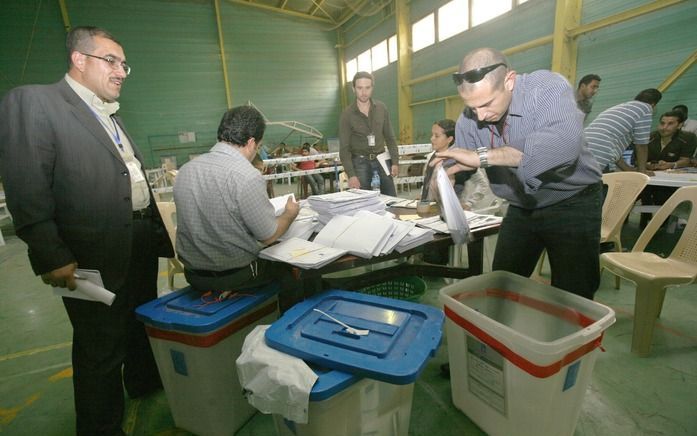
[135,284,279,334]
[265,289,444,385]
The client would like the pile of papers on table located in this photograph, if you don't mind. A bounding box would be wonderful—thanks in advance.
[307,189,385,224]
[412,211,502,234]
[259,210,434,268]
[258,237,347,269]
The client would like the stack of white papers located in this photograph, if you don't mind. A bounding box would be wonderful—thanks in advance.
[314,214,395,258]
[381,195,418,209]
[308,189,385,224]
[354,210,416,255]
[395,226,435,253]
[414,211,502,234]
[259,237,347,269]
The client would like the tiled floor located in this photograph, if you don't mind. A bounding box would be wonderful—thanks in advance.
[0,187,695,435]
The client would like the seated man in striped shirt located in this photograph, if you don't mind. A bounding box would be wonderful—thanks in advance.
[584,88,662,173]
[435,47,602,300]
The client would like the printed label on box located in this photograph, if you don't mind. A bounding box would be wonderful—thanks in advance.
[466,335,506,416]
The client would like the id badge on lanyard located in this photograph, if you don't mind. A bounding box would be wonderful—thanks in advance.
[367,134,376,147]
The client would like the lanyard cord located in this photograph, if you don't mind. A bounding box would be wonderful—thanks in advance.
[91,110,123,150]
[489,120,508,148]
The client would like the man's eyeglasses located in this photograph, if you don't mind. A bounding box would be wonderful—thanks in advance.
[452,63,506,86]
[81,52,131,76]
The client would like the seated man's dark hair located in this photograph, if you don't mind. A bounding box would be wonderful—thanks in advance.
[217,106,266,146]
[662,110,686,124]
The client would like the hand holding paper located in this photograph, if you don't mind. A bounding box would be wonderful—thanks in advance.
[53,269,116,306]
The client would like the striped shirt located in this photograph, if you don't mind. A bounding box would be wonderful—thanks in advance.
[584,100,653,170]
[454,70,601,209]
[174,143,277,270]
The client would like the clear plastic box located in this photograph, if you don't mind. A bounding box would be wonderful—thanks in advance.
[439,271,615,436]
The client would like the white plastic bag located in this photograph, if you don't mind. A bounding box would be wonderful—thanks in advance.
[436,166,470,244]
[236,325,318,424]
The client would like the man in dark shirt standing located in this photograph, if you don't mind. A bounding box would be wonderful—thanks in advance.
[339,71,399,195]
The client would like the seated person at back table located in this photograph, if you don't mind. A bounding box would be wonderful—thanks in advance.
[174,106,300,309]
[637,110,697,227]
[422,119,496,211]
[293,145,325,195]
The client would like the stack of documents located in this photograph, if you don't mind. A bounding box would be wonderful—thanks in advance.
[259,237,347,269]
[314,213,395,258]
[414,211,502,234]
[308,189,385,224]
[394,226,435,253]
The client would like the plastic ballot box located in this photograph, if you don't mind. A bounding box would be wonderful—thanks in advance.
[439,271,616,436]
[264,290,445,436]
[273,366,414,436]
[136,285,279,436]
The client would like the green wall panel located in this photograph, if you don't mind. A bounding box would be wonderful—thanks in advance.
[0,0,340,167]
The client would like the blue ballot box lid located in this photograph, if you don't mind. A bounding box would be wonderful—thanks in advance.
[307,364,360,402]
[265,290,444,385]
[135,284,279,334]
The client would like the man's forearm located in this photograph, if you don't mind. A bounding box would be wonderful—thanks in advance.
[488,146,523,167]
[634,144,648,171]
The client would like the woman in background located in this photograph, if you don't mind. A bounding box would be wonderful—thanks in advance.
[423,119,496,211]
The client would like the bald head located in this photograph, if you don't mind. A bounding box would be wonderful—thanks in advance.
[456,48,510,91]
[454,48,515,123]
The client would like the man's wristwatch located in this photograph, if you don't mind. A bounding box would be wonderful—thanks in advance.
[476,147,490,168]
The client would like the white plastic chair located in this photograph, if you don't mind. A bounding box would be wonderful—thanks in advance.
[536,172,650,282]
[156,201,186,290]
[600,185,697,356]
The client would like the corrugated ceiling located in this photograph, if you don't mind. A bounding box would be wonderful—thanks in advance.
[227,0,392,27]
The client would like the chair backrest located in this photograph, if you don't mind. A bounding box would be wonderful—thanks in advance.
[632,185,697,265]
[156,201,178,252]
[601,172,650,242]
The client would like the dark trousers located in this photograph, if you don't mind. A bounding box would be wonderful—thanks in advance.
[492,183,603,299]
[304,173,325,195]
[185,259,300,312]
[639,185,677,227]
[352,156,397,196]
[62,217,161,436]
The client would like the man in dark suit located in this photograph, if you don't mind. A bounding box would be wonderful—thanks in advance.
[0,26,173,435]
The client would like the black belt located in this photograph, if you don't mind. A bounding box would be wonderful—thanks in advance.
[186,265,248,277]
[132,208,153,219]
[353,153,379,160]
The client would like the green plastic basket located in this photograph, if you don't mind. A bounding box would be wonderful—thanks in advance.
[359,276,426,302]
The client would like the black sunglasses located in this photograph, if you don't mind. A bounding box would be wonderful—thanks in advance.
[452,63,507,86]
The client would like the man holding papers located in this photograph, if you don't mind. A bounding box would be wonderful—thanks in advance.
[174,106,299,306]
[339,71,399,195]
[0,27,174,435]
[437,48,602,300]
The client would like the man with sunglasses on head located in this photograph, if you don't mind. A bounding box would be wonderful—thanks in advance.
[435,47,602,300]
[0,26,173,435]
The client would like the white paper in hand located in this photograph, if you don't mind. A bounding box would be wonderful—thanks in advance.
[52,269,116,306]
[435,166,470,244]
